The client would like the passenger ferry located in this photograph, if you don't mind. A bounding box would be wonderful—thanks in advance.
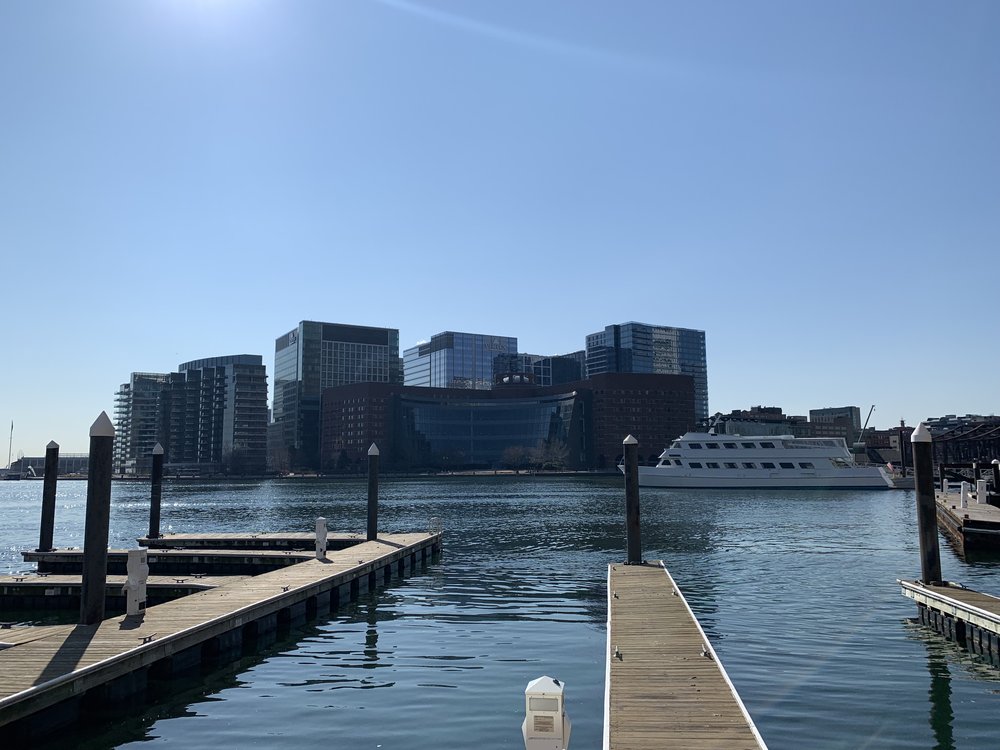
[626,432,893,490]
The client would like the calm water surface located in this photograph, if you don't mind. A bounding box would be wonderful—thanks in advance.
[2,476,1000,749]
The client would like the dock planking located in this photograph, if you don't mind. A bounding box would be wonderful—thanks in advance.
[934,491,1000,555]
[136,531,366,551]
[606,561,767,750]
[0,531,440,734]
[900,579,1000,666]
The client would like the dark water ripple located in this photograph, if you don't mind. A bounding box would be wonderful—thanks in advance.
[3,478,1000,748]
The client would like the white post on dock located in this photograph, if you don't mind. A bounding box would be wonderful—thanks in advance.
[960,481,971,508]
[81,412,115,625]
[122,548,149,618]
[977,480,988,504]
[315,517,328,559]
[522,675,571,750]
[912,423,942,584]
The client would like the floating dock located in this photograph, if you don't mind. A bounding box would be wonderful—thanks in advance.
[0,532,440,741]
[605,561,767,750]
[900,579,1000,667]
[935,491,1000,555]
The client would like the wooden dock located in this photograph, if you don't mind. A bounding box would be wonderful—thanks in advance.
[900,579,1000,667]
[0,532,440,741]
[136,531,365,551]
[605,561,767,750]
[934,491,1000,555]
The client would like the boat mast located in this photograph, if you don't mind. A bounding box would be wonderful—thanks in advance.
[6,421,11,471]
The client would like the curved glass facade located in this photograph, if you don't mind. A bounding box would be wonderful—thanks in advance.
[394,391,584,469]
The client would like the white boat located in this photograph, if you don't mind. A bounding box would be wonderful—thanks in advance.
[623,432,893,490]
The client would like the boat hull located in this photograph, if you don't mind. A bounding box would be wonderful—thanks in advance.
[633,466,892,490]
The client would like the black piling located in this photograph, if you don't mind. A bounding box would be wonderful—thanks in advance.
[912,423,942,584]
[148,443,164,539]
[623,434,642,564]
[37,441,60,552]
[367,443,379,542]
[993,460,1000,495]
[80,412,115,625]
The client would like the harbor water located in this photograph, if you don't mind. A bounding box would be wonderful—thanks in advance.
[2,476,1000,749]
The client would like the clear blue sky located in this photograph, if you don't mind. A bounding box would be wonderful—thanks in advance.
[2,0,997,455]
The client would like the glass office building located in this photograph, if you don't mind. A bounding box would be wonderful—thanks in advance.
[403,331,517,390]
[273,321,400,471]
[586,322,708,423]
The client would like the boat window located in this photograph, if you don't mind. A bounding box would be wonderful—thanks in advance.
[670,441,680,449]
[723,442,737,449]
[761,442,776,449]
[761,462,776,469]
[688,443,702,449]
[673,460,683,466]
[742,462,756,469]
[799,462,815,469]
[706,462,720,468]
[706,443,719,449]
[741,442,755,449]
[689,462,703,468]
[780,462,795,469]
[724,462,738,469]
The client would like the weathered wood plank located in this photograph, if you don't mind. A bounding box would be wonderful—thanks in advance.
[606,561,767,750]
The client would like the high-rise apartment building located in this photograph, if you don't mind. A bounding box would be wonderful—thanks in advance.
[113,355,268,475]
[585,322,709,422]
[113,372,171,475]
[272,321,400,471]
[403,331,517,390]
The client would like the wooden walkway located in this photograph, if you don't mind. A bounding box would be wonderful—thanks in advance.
[136,531,365,551]
[605,562,767,750]
[0,532,440,734]
[900,579,1000,666]
[934,491,1000,555]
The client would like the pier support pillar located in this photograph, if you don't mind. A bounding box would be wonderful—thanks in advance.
[37,441,60,552]
[80,412,115,625]
[623,434,642,564]
[912,423,942,585]
[367,443,379,542]
[148,443,164,539]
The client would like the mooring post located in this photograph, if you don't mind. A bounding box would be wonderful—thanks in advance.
[148,443,164,539]
[367,443,379,542]
[316,516,328,559]
[80,412,115,625]
[912,423,942,584]
[623,434,641,564]
[37,440,60,552]
[977,480,988,504]
[993,459,1000,496]
[960,482,970,508]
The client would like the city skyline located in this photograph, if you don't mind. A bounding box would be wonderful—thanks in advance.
[3,1,998,454]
